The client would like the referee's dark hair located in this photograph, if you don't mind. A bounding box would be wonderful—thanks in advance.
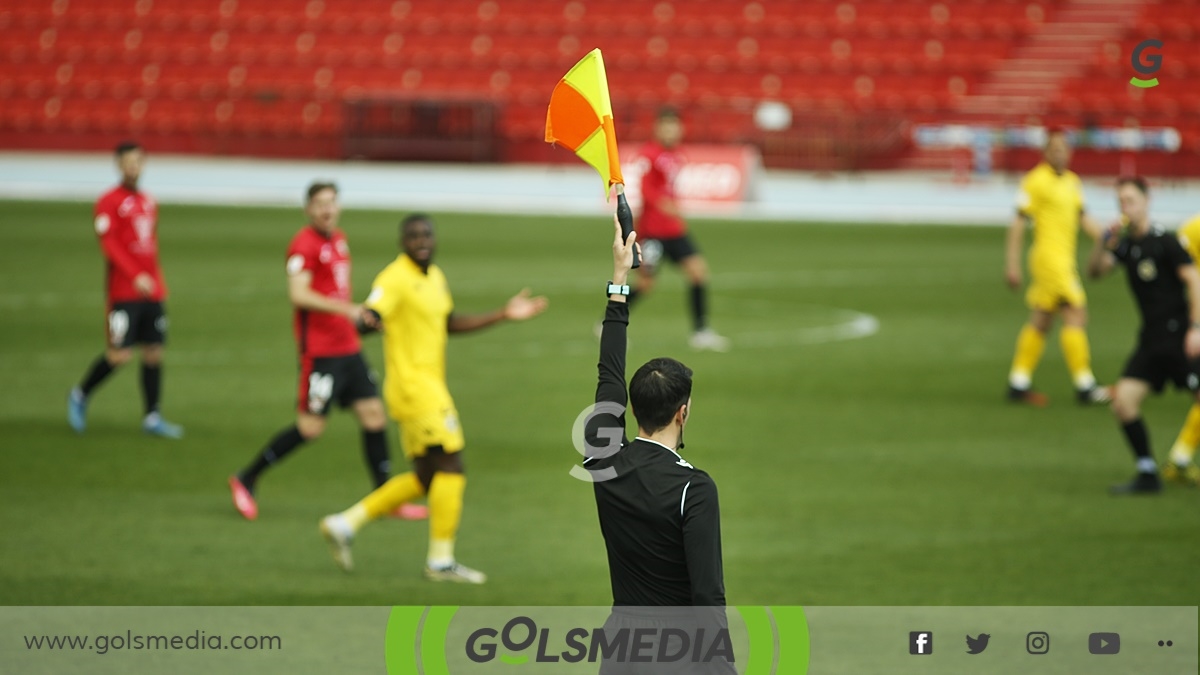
[1117,175,1149,196]
[629,357,693,433]
[306,181,338,203]
[114,140,141,156]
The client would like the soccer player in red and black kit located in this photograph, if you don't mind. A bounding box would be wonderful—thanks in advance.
[227,182,400,521]
[68,141,183,438]
[629,108,730,352]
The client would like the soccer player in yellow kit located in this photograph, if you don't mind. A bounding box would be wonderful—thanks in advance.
[319,214,548,583]
[1163,212,1200,484]
[1005,129,1110,406]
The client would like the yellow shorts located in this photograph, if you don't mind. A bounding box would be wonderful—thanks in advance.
[1025,270,1086,312]
[398,407,465,458]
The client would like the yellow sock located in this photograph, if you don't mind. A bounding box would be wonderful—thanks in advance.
[427,472,465,566]
[1009,324,1047,389]
[1059,325,1095,390]
[1169,403,1200,464]
[343,472,425,531]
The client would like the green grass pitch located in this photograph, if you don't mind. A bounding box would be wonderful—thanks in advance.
[0,199,1196,606]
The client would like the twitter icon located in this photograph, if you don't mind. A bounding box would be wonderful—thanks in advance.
[966,634,990,654]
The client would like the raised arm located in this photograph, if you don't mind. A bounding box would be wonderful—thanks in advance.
[584,218,638,454]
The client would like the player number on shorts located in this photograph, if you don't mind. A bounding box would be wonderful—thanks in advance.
[108,310,130,345]
[307,373,334,413]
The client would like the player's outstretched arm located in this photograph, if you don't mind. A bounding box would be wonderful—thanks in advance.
[446,289,548,334]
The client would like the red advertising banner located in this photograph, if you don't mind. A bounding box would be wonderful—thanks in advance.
[619,144,761,210]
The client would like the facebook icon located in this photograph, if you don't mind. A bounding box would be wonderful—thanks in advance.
[910,631,934,655]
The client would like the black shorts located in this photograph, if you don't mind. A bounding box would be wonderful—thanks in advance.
[297,353,379,416]
[1122,334,1200,393]
[107,301,167,348]
[639,235,700,270]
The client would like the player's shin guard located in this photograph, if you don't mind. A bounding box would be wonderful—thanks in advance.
[427,472,466,567]
[1169,402,1200,465]
[352,472,425,529]
[1009,324,1047,389]
[1060,326,1096,390]
[362,429,390,488]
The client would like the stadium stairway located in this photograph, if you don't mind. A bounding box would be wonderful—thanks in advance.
[956,0,1144,115]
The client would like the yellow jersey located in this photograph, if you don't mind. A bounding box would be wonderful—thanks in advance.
[365,253,454,421]
[1177,214,1200,263]
[1016,161,1086,275]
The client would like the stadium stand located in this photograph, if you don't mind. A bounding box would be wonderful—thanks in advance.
[0,0,1196,173]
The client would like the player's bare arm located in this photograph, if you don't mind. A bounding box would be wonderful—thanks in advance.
[1005,212,1028,290]
[1178,264,1200,358]
[655,196,682,219]
[446,289,547,334]
[287,269,362,321]
[1080,210,1104,241]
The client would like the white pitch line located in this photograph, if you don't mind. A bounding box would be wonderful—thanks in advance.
[0,266,981,311]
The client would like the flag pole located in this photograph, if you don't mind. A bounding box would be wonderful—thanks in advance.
[613,184,641,269]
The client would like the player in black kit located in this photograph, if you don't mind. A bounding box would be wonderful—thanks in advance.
[1087,177,1200,494]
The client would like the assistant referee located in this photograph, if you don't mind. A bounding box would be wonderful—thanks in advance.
[583,218,734,674]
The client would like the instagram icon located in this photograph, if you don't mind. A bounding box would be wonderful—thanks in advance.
[1026,632,1050,654]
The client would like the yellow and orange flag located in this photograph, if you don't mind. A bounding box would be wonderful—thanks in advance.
[545,48,624,199]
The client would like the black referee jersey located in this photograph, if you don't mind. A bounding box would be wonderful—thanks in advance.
[1113,225,1194,340]
[583,300,728,608]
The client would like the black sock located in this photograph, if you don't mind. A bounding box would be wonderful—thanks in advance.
[363,429,390,488]
[240,426,306,492]
[78,355,116,397]
[1120,418,1153,463]
[626,287,640,310]
[141,363,161,416]
[689,283,708,332]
